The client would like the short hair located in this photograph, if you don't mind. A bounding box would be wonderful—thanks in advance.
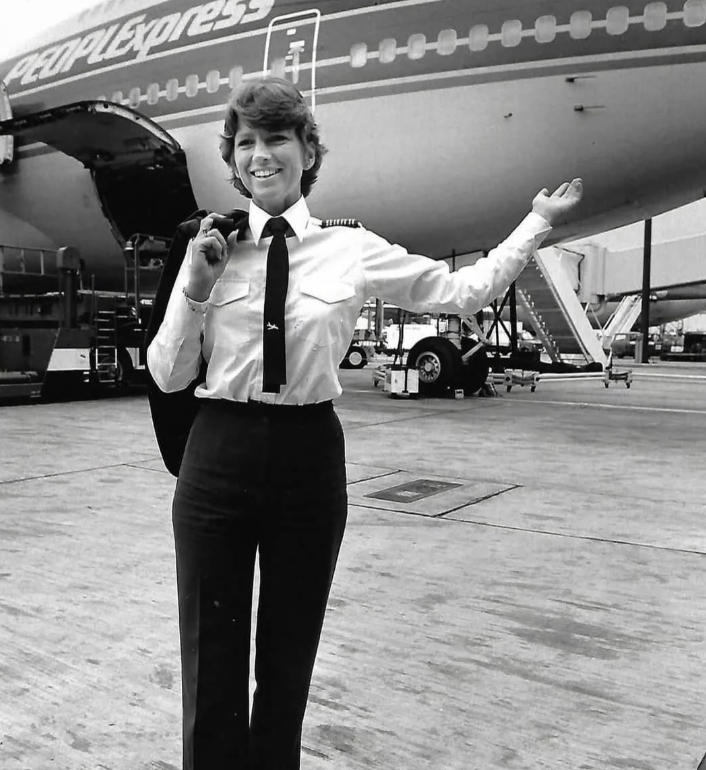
[219,77,327,199]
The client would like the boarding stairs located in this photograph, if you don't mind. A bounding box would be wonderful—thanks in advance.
[599,295,642,349]
[515,249,608,368]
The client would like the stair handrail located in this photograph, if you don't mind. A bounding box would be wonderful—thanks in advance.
[532,248,608,367]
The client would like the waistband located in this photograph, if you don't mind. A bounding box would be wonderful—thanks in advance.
[202,398,333,415]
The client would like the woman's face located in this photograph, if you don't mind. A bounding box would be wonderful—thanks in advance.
[232,121,315,216]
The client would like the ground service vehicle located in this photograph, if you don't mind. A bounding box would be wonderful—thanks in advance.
[0,236,163,398]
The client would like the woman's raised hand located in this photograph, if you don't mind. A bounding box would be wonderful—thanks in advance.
[532,178,583,227]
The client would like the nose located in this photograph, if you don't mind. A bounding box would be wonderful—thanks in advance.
[253,137,271,161]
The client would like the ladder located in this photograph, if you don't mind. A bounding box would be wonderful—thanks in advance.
[93,309,118,383]
[515,249,608,368]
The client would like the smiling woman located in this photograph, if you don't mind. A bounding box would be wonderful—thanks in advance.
[145,75,583,770]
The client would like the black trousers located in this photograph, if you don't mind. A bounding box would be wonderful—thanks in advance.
[172,398,348,770]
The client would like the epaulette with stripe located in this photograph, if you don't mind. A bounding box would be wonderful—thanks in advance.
[320,218,363,228]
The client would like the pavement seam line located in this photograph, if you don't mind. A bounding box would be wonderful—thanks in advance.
[508,398,706,416]
[433,484,522,517]
[440,515,706,556]
[0,457,163,485]
[350,503,706,555]
[124,463,171,475]
[347,469,403,486]
[341,402,500,431]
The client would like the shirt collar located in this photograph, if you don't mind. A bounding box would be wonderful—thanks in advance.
[249,197,310,245]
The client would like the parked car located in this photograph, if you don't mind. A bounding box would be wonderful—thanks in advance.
[610,332,661,359]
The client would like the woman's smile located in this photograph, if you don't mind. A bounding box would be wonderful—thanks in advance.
[251,168,282,179]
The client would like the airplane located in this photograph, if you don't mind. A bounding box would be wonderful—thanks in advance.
[1,0,706,297]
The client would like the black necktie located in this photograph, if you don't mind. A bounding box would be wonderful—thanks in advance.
[262,217,290,393]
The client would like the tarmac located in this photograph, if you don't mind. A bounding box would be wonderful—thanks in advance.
[1,360,705,770]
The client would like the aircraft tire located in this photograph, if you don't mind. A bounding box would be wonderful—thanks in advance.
[407,337,462,396]
[344,345,368,369]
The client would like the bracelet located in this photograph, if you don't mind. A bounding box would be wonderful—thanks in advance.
[182,285,208,315]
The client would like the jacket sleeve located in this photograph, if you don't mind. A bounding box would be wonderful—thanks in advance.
[146,240,207,393]
[361,212,551,314]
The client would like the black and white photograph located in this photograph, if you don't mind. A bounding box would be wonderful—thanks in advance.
[0,2,704,769]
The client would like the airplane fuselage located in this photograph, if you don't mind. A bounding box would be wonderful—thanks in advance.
[2,0,706,292]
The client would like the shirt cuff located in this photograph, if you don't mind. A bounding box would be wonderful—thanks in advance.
[182,285,209,315]
[519,211,553,243]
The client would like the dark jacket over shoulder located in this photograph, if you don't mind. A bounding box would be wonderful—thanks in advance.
[145,209,248,477]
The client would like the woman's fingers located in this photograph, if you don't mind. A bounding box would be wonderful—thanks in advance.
[566,178,583,200]
[196,216,229,263]
[208,229,228,253]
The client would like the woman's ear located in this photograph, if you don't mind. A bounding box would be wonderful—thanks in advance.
[304,144,316,171]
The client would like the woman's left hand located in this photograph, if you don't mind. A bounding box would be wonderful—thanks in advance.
[532,178,583,227]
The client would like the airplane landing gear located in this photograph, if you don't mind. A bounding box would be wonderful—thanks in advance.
[407,337,461,396]
[406,337,489,397]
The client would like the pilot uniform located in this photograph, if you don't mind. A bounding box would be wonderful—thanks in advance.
[147,195,551,770]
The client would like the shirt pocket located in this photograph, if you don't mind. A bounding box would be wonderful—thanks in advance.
[295,278,357,347]
[207,279,252,343]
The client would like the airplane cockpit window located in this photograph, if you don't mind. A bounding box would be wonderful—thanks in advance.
[437,29,458,56]
[379,38,397,64]
[535,15,557,44]
[606,7,630,35]
[501,20,523,48]
[407,34,426,61]
[468,24,489,52]
[684,0,706,26]
[570,11,593,39]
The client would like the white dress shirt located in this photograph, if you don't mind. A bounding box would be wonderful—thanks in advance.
[147,197,551,404]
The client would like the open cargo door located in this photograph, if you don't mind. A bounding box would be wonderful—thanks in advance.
[0,100,197,241]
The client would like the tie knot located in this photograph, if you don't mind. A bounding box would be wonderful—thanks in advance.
[265,217,290,237]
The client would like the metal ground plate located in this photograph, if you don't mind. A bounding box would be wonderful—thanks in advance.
[348,470,516,517]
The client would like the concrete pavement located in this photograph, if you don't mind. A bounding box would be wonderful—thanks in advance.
[1,363,704,770]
